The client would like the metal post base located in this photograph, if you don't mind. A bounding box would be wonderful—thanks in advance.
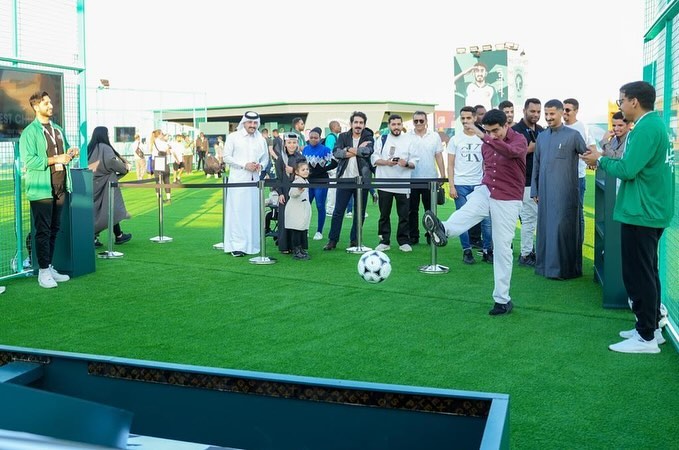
[98,251,124,259]
[419,264,449,274]
[150,236,173,243]
[249,256,277,265]
[346,245,372,254]
[213,242,224,250]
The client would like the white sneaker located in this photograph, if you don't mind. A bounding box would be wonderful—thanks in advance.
[49,265,70,282]
[619,328,666,345]
[375,243,391,252]
[399,244,413,252]
[38,268,58,289]
[659,303,668,328]
[313,232,323,240]
[609,335,660,354]
[345,212,353,218]
[0,286,5,294]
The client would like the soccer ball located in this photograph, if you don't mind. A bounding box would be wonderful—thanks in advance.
[357,250,392,283]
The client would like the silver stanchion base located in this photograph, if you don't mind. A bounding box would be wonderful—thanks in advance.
[98,251,124,259]
[249,256,277,265]
[419,264,449,274]
[346,245,372,254]
[213,242,224,250]
[150,236,173,243]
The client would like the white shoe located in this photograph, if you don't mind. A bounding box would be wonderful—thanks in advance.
[659,303,668,328]
[375,243,391,252]
[49,265,70,282]
[345,212,353,218]
[313,232,323,240]
[38,268,58,289]
[0,286,5,294]
[619,328,666,345]
[609,335,660,354]
[399,244,413,252]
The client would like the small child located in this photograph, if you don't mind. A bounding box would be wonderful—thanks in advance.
[285,160,311,260]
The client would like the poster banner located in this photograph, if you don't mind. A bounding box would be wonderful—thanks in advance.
[453,50,508,115]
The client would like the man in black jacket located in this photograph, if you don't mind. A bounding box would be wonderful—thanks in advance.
[324,111,374,250]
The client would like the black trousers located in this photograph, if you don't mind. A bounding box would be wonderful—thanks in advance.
[408,187,432,242]
[378,190,410,246]
[620,223,664,341]
[155,171,171,195]
[30,193,65,269]
[196,151,206,170]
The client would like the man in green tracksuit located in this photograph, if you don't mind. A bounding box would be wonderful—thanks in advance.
[582,81,674,354]
[19,91,79,289]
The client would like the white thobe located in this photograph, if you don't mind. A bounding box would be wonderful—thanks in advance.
[222,129,269,254]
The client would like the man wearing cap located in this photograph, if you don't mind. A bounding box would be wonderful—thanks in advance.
[222,111,270,257]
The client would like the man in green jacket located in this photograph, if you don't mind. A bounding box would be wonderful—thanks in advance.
[19,91,79,289]
[582,81,675,354]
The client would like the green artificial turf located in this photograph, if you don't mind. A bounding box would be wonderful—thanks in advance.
[1,172,677,449]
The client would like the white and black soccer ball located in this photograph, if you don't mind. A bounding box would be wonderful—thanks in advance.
[357,250,392,283]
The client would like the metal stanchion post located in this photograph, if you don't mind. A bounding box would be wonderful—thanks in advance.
[150,180,173,243]
[346,176,372,254]
[98,181,123,258]
[250,179,276,265]
[419,180,449,274]
[213,176,228,250]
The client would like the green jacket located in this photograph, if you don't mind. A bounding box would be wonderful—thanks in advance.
[19,118,72,201]
[599,112,674,228]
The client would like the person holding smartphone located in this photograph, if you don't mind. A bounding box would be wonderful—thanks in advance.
[371,114,417,252]
[19,91,79,289]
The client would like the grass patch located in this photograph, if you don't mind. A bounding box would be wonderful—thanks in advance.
[1,172,677,449]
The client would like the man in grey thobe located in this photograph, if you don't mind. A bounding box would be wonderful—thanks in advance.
[531,99,587,279]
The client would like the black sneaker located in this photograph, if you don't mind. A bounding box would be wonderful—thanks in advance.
[518,254,535,267]
[463,249,475,264]
[94,237,103,248]
[323,241,337,251]
[482,250,493,264]
[231,251,245,257]
[115,233,132,245]
[422,211,448,247]
[489,301,513,316]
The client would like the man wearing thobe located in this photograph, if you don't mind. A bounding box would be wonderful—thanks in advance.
[222,111,269,257]
[531,99,588,279]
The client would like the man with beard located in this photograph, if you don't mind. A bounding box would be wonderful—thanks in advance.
[499,100,516,127]
[19,91,78,288]
[324,111,374,250]
[372,114,417,252]
[222,111,269,257]
[531,99,587,279]
[512,98,544,266]
[465,62,496,110]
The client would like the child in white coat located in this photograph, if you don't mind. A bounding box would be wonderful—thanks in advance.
[285,161,311,260]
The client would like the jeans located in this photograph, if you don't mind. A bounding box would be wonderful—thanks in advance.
[454,185,492,251]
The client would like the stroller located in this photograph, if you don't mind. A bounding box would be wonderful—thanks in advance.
[264,191,279,239]
[204,154,224,178]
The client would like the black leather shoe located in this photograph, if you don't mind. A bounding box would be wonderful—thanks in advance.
[323,241,337,251]
[482,250,494,264]
[231,251,245,257]
[489,301,513,316]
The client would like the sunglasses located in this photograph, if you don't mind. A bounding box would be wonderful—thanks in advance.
[413,119,426,124]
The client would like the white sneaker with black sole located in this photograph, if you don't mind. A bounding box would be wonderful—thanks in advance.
[38,268,58,289]
[619,328,665,345]
[422,211,448,247]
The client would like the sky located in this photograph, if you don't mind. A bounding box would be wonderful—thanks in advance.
[85,0,645,124]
